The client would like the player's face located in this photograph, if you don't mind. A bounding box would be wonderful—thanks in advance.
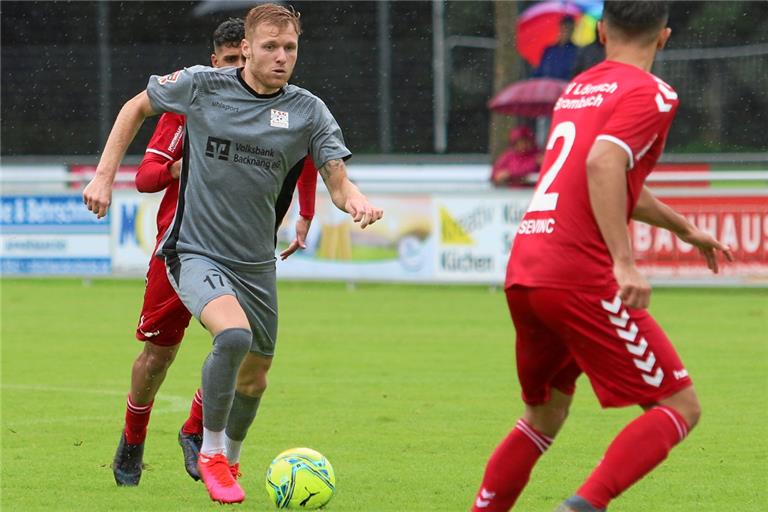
[242,22,298,94]
[211,44,246,69]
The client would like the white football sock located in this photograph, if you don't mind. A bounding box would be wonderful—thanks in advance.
[225,436,243,464]
[201,428,226,456]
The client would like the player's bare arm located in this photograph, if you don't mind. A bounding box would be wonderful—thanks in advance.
[633,186,733,273]
[83,90,157,218]
[586,139,651,309]
[279,216,312,260]
[318,158,383,229]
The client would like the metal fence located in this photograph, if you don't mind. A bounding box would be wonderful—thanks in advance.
[653,43,768,154]
[2,1,767,159]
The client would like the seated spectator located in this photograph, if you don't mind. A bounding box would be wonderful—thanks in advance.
[532,16,577,80]
[491,126,541,188]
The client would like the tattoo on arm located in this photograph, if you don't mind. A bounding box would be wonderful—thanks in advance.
[319,159,344,182]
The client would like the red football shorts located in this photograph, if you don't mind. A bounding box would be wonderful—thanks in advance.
[506,285,693,408]
[135,253,192,346]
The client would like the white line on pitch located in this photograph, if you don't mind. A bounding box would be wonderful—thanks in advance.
[1,383,192,425]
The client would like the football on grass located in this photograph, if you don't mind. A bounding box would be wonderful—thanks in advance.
[265,447,336,509]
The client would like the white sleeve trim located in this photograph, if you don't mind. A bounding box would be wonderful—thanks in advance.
[145,148,174,161]
[596,134,634,170]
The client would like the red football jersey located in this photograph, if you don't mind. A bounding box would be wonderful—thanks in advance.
[136,112,186,241]
[506,60,680,292]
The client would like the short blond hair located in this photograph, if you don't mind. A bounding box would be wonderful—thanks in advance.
[245,3,302,39]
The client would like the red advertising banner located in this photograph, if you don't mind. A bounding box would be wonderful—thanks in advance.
[631,194,768,283]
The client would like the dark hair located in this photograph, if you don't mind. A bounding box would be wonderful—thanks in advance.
[603,1,669,38]
[561,16,575,28]
[212,17,245,50]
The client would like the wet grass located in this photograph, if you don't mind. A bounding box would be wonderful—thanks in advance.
[1,279,766,511]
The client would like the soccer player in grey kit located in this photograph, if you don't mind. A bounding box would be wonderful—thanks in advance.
[83,3,382,504]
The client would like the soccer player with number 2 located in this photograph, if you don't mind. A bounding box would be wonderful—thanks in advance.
[471,2,733,511]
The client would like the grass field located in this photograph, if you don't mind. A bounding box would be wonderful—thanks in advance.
[1,279,766,511]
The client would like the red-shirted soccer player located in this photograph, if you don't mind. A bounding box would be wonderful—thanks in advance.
[471,3,734,511]
[112,18,318,486]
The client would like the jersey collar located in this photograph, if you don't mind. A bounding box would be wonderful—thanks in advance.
[237,68,285,99]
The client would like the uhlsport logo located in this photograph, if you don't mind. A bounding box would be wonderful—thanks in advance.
[205,136,231,161]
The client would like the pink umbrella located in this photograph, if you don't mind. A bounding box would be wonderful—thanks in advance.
[517,1,583,67]
[488,78,569,117]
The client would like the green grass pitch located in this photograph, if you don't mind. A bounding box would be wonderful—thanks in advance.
[1,279,766,511]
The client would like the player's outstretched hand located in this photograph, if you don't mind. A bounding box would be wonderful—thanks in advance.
[280,216,312,260]
[345,196,383,229]
[613,261,651,309]
[678,228,734,274]
[82,174,113,219]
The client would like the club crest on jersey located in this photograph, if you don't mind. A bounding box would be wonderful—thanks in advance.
[270,109,289,128]
[157,70,182,85]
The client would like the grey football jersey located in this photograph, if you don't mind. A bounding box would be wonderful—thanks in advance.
[146,65,351,268]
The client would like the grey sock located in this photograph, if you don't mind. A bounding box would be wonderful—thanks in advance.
[201,328,252,432]
[225,391,262,442]
[563,495,605,512]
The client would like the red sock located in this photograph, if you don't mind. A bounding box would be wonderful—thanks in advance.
[181,388,203,435]
[577,406,689,509]
[124,395,153,445]
[472,419,553,511]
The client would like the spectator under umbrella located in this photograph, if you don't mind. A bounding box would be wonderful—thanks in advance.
[491,126,542,188]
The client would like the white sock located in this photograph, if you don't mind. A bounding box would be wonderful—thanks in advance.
[225,436,243,464]
[201,428,226,456]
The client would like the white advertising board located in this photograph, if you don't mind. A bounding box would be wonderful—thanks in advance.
[110,191,164,274]
[0,194,110,275]
[4,185,762,286]
[275,194,436,281]
[432,193,531,283]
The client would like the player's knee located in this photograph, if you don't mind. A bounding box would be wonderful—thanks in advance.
[545,403,570,425]
[550,403,570,431]
[680,396,702,429]
[525,403,570,438]
[236,361,269,397]
[659,387,702,430]
[237,374,268,397]
[144,352,174,374]
[236,353,272,397]
[139,344,178,375]
[212,328,252,363]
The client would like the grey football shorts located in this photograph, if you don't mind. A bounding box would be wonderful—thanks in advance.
[165,253,278,357]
